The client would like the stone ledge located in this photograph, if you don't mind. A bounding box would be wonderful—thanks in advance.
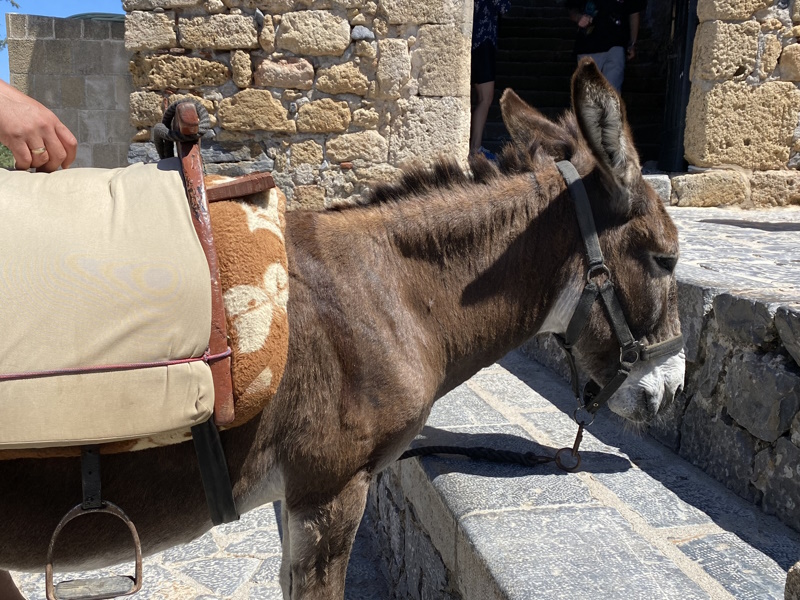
[366,349,800,599]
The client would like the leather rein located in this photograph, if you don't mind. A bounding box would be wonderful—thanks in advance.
[553,161,684,421]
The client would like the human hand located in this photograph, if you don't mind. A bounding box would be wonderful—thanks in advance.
[578,14,593,28]
[627,44,636,60]
[0,80,78,172]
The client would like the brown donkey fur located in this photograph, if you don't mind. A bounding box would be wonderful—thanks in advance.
[0,60,684,599]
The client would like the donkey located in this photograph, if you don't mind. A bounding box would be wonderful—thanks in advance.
[0,59,684,599]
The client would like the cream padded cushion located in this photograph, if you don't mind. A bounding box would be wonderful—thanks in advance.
[0,160,214,449]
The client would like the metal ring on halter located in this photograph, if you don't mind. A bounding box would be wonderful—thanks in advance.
[573,406,595,426]
[586,263,611,283]
[555,447,582,471]
[620,343,642,369]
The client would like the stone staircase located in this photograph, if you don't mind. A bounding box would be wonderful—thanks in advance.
[483,0,670,163]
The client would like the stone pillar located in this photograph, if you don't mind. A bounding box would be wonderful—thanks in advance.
[677,0,800,207]
[124,0,473,208]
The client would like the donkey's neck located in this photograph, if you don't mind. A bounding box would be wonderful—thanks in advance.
[372,170,583,394]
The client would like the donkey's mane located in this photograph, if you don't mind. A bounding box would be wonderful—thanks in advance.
[329,112,587,211]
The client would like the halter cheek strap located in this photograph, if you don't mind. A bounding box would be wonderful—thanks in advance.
[554,161,683,416]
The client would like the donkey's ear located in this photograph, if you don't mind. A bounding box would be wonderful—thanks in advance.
[571,58,641,215]
[500,88,565,153]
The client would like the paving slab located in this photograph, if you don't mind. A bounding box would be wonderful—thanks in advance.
[370,349,800,600]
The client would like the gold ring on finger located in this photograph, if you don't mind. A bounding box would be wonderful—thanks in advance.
[30,147,47,155]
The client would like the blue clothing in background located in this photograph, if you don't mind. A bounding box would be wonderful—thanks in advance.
[472,0,512,49]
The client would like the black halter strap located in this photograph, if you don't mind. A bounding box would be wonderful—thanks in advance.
[554,161,683,415]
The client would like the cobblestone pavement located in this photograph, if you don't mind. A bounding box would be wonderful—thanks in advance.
[10,206,800,599]
[668,205,800,304]
[11,503,389,599]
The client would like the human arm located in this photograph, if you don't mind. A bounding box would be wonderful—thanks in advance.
[0,79,77,171]
[627,12,640,59]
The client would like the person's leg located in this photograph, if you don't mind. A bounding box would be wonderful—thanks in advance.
[470,40,496,155]
[578,51,608,73]
[599,46,626,91]
[471,80,495,154]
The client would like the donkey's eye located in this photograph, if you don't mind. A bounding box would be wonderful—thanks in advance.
[653,254,678,273]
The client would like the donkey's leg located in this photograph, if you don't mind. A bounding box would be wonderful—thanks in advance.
[279,502,293,599]
[284,472,370,600]
[0,570,26,600]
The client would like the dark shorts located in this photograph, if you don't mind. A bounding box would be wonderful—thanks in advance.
[471,40,496,85]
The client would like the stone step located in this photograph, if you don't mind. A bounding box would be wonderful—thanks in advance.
[368,346,800,599]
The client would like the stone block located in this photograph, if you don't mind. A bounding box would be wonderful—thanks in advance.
[679,399,761,502]
[691,20,759,81]
[54,18,83,40]
[414,25,470,97]
[83,20,111,41]
[41,40,74,76]
[85,76,118,111]
[643,174,670,203]
[725,352,800,443]
[777,306,800,368]
[31,76,61,108]
[759,35,782,79]
[123,0,202,9]
[290,139,322,166]
[129,91,164,128]
[178,14,258,50]
[697,0,772,21]
[276,11,350,57]
[7,39,39,75]
[200,140,251,163]
[110,21,125,41]
[125,11,176,52]
[79,109,108,144]
[788,561,800,600]
[352,107,379,129]
[107,113,135,145]
[103,42,133,79]
[218,89,296,133]
[316,63,370,96]
[750,170,800,207]
[127,142,160,164]
[756,438,800,531]
[10,74,31,96]
[389,96,470,166]
[327,130,388,163]
[293,185,326,210]
[26,15,55,40]
[380,0,450,25]
[73,41,104,75]
[254,58,314,90]
[6,14,27,40]
[296,98,351,133]
[375,39,410,100]
[684,81,800,170]
[714,293,779,346]
[130,55,230,90]
[259,15,275,53]
[781,44,800,81]
[61,77,86,109]
[231,50,252,89]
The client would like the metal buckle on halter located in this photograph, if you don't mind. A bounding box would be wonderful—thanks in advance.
[586,263,610,284]
[619,341,642,370]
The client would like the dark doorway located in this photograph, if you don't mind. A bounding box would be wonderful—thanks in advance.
[483,0,678,164]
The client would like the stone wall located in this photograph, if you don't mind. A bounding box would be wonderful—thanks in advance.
[521,282,800,533]
[5,14,135,169]
[123,0,472,208]
[676,0,800,208]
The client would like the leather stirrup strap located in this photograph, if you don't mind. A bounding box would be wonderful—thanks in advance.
[173,102,235,427]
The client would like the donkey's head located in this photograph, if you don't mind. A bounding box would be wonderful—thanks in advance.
[499,58,684,425]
